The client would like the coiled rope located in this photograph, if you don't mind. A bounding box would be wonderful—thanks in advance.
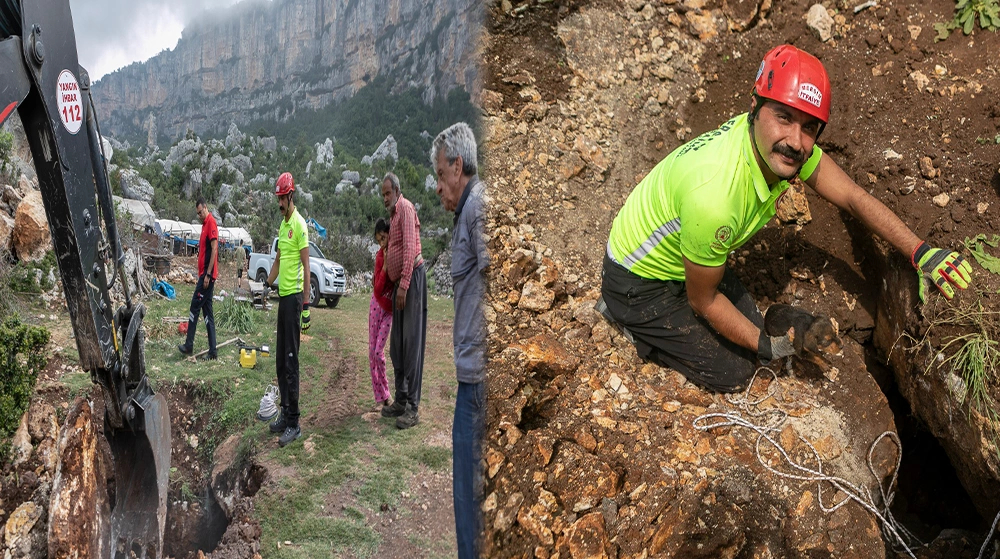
[692,367,931,557]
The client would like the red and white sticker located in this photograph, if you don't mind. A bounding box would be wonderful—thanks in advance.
[56,69,83,134]
[798,83,822,108]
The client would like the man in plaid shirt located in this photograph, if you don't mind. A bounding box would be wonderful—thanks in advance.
[380,172,427,429]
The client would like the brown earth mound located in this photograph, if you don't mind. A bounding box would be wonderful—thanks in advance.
[482,0,1000,557]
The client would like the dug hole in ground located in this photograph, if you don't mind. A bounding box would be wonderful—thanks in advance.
[1,251,463,559]
[481,0,1000,557]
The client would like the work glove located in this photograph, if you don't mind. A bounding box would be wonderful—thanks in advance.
[911,241,973,303]
[301,303,311,331]
[758,330,796,363]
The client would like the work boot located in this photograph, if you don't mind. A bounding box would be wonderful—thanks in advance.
[278,426,301,447]
[395,408,419,430]
[381,400,405,418]
[177,344,193,356]
[269,411,288,434]
[197,353,218,361]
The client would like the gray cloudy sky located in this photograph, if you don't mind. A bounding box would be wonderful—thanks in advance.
[69,0,243,80]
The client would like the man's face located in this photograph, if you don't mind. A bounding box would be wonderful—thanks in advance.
[381,180,399,212]
[278,193,291,217]
[434,151,464,212]
[752,100,822,182]
[196,204,209,223]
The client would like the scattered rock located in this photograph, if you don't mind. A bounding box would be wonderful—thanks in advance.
[0,211,13,251]
[932,193,950,207]
[565,512,609,558]
[776,182,812,225]
[882,148,902,160]
[909,70,930,91]
[806,4,835,42]
[919,156,937,179]
[512,333,580,377]
[519,281,556,312]
[899,176,917,195]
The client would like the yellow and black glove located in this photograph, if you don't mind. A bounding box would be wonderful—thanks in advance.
[911,242,973,303]
[301,303,311,331]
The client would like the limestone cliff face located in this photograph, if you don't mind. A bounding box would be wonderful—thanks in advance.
[92,0,481,141]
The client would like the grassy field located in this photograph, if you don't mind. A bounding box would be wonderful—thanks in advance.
[23,268,460,558]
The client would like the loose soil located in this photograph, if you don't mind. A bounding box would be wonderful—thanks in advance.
[483,0,1000,556]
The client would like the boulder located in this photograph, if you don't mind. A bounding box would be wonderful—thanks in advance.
[369,135,398,165]
[48,399,110,559]
[425,174,437,192]
[184,168,203,200]
[26,400,58,444]
[12,190,51,262]
[119,168,154,202]
[231,154,253,175]
[17,173,33,194]
[807,4,834,42]
[0,211,13,251]
[218,183,234,207]
[4,501,45,559]
[224,122,245,150]
[10,413,32,467]
[315,138,335,168]
[342,170,361,185]
[334,180,355,194]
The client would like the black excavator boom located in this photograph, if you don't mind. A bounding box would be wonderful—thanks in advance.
[0,0,170,556]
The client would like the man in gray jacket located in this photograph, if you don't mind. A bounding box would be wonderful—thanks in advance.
[433,122,488,559]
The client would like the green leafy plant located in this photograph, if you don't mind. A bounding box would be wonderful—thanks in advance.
[934,0,1000,41]
[964,234,1000,274]
[216,296,257,333]
[0,314,51,460]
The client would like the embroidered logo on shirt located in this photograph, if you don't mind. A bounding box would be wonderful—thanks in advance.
[715,226,733,243]
[798,83,822,108]
[288,229,293,239]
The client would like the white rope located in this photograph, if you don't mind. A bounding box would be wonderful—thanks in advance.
[692,367,922,558]
[979,509,1000,559]
[256,384,279,421]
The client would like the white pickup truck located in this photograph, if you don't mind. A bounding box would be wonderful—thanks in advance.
[249,238,347,308]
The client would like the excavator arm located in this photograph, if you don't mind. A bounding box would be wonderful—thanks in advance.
[1,1,170,557]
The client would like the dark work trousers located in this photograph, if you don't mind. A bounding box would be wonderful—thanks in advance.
[276,292,303,427]
[183,276,217,356]
[389,263,427,412]
[600,253,764,392]
[453,381,485,559]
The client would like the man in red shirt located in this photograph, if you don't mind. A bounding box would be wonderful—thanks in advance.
[178,197,219,360]
[380,172,427,429]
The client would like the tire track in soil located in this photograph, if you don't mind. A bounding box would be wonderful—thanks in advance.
[301,335,359,430]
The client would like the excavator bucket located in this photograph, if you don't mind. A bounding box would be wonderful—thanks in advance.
[106,393,171,559]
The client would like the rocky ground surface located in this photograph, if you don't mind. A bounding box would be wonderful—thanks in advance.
[481,0,1000,557]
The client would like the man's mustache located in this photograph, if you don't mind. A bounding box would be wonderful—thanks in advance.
[773,142,806,163]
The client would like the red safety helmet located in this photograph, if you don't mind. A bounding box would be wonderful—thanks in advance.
[753,45,831,124]
[274,172,295,196]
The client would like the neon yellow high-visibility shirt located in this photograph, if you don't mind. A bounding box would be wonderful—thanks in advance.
[607,113,823,281]
[277,209,309,296]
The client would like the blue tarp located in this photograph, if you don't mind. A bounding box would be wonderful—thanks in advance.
[152,278,176,300]
[306,217,327,239]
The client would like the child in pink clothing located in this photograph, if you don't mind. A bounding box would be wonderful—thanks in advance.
[368,218,393,407]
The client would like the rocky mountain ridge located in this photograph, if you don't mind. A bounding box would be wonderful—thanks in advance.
[92,0,482,142]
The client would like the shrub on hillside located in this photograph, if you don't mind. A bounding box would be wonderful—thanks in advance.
[0,314,51,460]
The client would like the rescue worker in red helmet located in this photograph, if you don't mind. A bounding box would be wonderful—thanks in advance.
[263,171,311,446]
[598,44,972,392]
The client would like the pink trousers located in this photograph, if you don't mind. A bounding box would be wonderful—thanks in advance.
[368,297,392,403]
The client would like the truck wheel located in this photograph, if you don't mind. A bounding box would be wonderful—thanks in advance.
[326,296,340,309]
[256,270,267,283]
[310,276,320,307]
